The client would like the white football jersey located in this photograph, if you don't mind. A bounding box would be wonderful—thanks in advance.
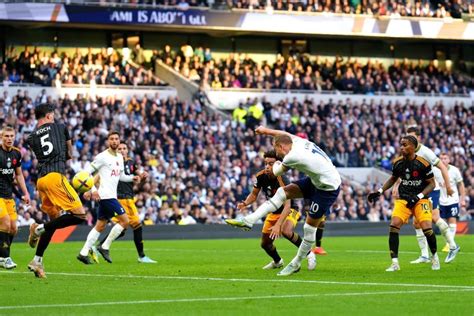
[282,136,341,191]
[439,165,463,205]
[86,149,134,199]
[416,144,441,190]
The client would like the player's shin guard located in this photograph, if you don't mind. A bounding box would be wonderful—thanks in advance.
[0,231,9,258]
[80,228,101,256]
[436,219,456,248]
[423,228,438,255]
[35,230,54,257]
[415,228,429,258]
[101,224,125,250]
[389,226,400,259]
[291,223,316,265]
[245,188,287,225]
[133,226,145,258]
[44,213,85,232]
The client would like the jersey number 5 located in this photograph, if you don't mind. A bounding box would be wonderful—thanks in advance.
[40,134,54,156]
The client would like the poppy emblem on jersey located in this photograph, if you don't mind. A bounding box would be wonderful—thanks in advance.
[130,165,134,173]
[12,159,16,165]
[412,171,419,177]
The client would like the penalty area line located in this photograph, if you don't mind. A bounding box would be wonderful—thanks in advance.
[0,288,473,310]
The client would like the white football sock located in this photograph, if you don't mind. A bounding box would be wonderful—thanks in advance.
[101,224,125,250]
[245,187,287,225]
[392,258,399,264]
[80,228,101,256]
[33,255,42,263]
[35,224,45,235]
[448,223,457,238]
[290,223,316,265]
[436,218,456,249]
[415,228,429,258]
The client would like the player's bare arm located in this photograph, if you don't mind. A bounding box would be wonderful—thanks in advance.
[458,180,466,208]
[66,139,73,161]
[255,126,293,139]
[368,175,399,203]
[237,187,260,210]
[15,166,30,204]
[269,199,291,240]
[436,160,454,196]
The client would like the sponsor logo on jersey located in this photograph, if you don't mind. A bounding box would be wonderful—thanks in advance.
[401,179,422,186]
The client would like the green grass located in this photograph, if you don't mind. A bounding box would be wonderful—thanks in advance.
[1,235,473,315]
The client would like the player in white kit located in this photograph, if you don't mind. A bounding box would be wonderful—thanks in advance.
[438,153,465,263]
[226,126,341,276]
[77,132,146,264]
[404,126,460,264]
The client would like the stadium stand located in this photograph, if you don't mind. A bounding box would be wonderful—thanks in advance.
[5,45,472,97]
[1,46,167,87]
[2,88,472,226]
[160,48,473,95]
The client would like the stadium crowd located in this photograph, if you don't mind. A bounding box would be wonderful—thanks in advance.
[97,0,473,19]
[3,45,473,98]
[162,47,473,96]
[1,46,166,87]
[1,88,472,227]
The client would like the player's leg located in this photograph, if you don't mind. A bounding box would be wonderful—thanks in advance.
[313,216,328,255]
[261,214,283,269]
[0,199,11,269]
[4,199,18,269]
[386,200,412,271]
[411,219,430,264]
[29,174,85,247]
[98,200,129,263]
[120,199,155,263]
[78,219,106,264]
[432,207,456,251]
[280,209,316,270]
[443,204,461,263]
[278,184,339,276]
[281,210,302,248]
[226,182,304,230]
[415,200,440,270]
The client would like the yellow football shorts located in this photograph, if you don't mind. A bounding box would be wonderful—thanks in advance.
[112,199,140,228]
[262,208,300,234]
[37,172,82,219]
[0,198,17,221]
[392,198,432,224]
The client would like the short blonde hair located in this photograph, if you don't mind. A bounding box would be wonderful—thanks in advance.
[273,134,292,146]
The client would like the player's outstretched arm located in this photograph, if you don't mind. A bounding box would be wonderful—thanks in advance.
[436,160,454,196]
[237,187,260,210]
[368,175,398,203]
[255,126,294,139]
[269,200,292,240]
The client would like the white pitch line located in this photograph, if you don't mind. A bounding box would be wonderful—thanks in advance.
[0,288,472,310]
[2,271,474,290]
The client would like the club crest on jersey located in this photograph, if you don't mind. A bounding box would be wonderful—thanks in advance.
[6,158,11,168]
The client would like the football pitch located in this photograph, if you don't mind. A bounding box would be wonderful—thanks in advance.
[1,235,473,315]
